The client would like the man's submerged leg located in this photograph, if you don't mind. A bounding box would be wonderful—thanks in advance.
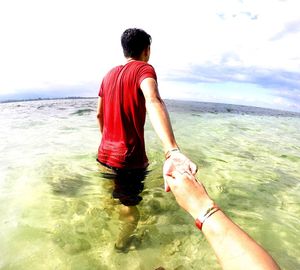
[113,169,147,252]
[115,205,140,251]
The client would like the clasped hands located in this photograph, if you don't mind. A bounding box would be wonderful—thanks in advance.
[163,151,213,219]
[163,151,198,192]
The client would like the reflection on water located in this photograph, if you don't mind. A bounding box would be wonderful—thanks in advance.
[0,99,299,269]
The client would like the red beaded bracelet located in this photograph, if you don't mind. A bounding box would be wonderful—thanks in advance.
[195,204,220,230]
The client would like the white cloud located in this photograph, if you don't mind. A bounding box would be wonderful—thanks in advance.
[0,0,123,92]
[0,0,299,111]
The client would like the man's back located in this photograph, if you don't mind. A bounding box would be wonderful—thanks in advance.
[97,60,157,169]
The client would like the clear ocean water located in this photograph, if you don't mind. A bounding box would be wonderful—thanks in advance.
[0,98,299,270]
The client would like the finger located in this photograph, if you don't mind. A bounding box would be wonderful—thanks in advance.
[165,181,171,192]
[163,159,175,175]
[163,174,171,192]
[163,162,173,193]
[164,175,170,192]
[189,162,198,175]
[171,170,185,179]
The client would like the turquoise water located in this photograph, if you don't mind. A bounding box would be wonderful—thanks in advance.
[0,98,299,269]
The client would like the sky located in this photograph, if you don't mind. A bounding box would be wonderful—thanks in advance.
[0,0,300,112]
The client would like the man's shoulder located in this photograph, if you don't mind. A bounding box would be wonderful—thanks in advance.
[129,61,156,76]
[107,65,124,74]
[132,61,154,69]
[103,62,156,81]
[102,65,123,80]
[108,61,154,71]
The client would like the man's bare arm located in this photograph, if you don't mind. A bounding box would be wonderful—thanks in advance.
[140,78,178,153]
[141,78,197,191]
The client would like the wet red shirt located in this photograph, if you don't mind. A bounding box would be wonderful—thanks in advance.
[98,61,157,169]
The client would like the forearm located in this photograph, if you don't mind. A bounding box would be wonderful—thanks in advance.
[166,171,280,270]
[202,210,280,270]
[146,97,178,153]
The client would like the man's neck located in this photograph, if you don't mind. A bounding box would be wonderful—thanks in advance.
[126,58,138,63]
[126,57,146,63]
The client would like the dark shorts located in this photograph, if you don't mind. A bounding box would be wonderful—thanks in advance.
[97,160,148,206]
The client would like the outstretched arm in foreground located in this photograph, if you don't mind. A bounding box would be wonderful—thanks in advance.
[164,167,281,270]
[140,78,197,190]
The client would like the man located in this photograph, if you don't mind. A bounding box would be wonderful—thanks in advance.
[96,28,196,251]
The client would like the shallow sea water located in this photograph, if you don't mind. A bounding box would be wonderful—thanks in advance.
[0,98,299,270]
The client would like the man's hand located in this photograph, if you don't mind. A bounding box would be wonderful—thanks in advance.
[163,151,197,192]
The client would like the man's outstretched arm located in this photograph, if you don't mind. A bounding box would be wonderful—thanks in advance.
[140,78,177,153]
[141,78,197,191]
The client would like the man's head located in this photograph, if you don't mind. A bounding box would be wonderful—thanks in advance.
[121,28,152,61]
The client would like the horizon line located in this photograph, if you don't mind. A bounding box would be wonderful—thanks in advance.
[1,96,300,115]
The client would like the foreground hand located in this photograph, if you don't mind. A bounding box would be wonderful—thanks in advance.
[163,151,197,192]
[164,170,213,219]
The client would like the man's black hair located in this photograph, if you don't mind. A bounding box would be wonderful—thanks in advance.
[121,28,152,58]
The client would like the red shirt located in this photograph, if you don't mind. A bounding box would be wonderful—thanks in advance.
[98,61,157,169]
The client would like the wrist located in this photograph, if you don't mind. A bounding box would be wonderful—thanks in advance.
[189,197,214,219]
[195,202,220,230]
[165,148,180,159]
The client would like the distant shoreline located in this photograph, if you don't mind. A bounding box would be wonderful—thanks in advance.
[0,96,97,104]
[1,96,300,117]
